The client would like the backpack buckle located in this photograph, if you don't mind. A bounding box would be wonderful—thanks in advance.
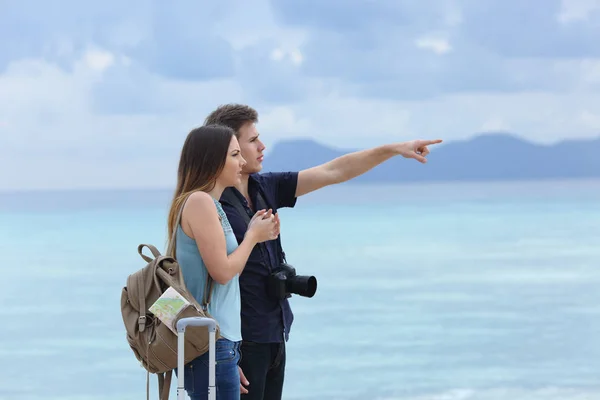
[139,315,147,332]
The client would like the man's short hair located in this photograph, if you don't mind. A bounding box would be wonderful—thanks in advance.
[204,104,259,136]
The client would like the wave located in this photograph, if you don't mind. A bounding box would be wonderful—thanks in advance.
[377,387,600,400]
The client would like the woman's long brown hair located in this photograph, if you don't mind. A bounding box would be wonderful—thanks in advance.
[167,124,234,242]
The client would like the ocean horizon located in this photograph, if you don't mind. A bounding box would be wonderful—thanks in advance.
[1,178,599,399]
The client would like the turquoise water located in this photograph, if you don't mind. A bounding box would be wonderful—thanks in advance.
[1,180,599,400]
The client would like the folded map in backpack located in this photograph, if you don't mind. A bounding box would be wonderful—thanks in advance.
[149,286,191,334]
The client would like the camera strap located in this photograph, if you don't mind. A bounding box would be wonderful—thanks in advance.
[220,187,287,266]
[254,189,288,265]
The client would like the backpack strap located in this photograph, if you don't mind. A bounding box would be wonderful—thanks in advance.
[166,192,216,310]
[201,273,213,311]
[137,244,161,263]
[137,271,147,332]
[165,196,187,257]
[143,370,172,400]
[158,371,172,400]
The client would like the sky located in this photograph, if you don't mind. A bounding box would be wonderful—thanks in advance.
[1,0,600,190]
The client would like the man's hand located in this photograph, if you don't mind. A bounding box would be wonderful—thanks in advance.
[239,366,249,394]
[261,210,280,239]
[396,139,443,163]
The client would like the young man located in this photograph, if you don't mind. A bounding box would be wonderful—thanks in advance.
[205,104,442,400]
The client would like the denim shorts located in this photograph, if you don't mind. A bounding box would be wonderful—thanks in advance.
[182,338,241,400]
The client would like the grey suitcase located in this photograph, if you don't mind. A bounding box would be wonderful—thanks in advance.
[176,317,218,400]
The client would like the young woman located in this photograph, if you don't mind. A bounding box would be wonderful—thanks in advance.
[167,124,279,399]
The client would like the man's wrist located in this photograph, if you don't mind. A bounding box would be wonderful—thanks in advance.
[381,142,403,156]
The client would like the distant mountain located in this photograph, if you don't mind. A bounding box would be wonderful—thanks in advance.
[261,133,600,182]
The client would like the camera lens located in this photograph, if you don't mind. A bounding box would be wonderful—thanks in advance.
[289,275,317,298]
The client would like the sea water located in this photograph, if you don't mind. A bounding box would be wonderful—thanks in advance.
[1,179,599,400]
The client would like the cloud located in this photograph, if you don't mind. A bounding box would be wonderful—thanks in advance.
[557,0,600,24]
[235,40,310,103]
[0,0,237,80]
[255,90,600,149]
[481,118,512,133]
[460,0,600,58]
[129,3,237,81]
[83,49,116,72]
[267,0,600,100]
[578,109,600,130]
[270,0,458,32]
[0,46,245,190]
[1,0,600,190]
[415,36,453,55]
[90,58,171,115]
[0,0,146,70]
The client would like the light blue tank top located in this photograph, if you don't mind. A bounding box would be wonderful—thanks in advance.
[175,198,241,342]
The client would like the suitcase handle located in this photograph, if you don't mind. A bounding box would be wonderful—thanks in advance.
[176,317,218,400]
[177,317,218,332]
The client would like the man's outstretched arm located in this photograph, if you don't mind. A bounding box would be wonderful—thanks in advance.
[295,139,443,197]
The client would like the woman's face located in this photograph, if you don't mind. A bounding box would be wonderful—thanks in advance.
[218,135,247,188]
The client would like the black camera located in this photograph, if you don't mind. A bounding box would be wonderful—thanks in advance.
[267,262,317,300]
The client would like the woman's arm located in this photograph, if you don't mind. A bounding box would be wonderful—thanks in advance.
[182,191,262,285]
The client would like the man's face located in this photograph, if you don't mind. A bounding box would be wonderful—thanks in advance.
[237,122,266,174]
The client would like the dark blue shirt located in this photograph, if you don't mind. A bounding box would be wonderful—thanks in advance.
[219,171,299,343]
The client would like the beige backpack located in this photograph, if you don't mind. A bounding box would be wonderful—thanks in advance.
[120,200,220,400]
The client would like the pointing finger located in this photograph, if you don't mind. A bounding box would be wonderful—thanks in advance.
[422,139,443,146]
